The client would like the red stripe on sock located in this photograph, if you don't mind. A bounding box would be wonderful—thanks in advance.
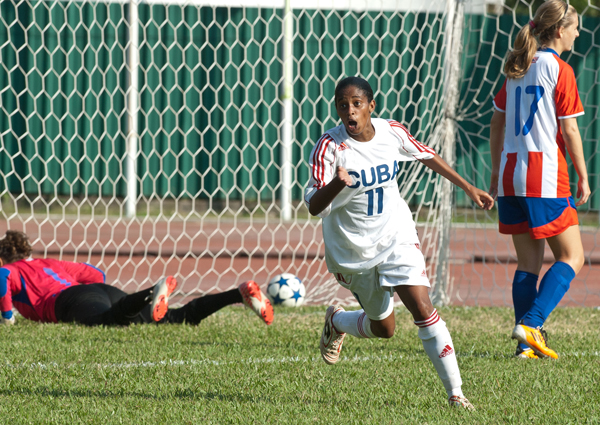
[357,312,368,338]
[414,309,440,328]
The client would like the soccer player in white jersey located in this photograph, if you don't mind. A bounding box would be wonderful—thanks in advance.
[489,0,589,360]
[304,76,494,409]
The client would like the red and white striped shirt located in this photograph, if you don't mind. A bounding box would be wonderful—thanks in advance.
[304,118,435,272]
[493,49,584,198]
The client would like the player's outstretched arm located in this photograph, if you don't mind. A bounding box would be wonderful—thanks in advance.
[308,166,353,216]
[419,154,494,210]
[489,110,505,200]
[0,274,15,325]
[561,117,590,207]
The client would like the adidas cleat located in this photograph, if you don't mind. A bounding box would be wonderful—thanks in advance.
[320,305,346,365]
[151,276,178,322]
[512,323,558,359]
[515,345,539,359]
[239,280,274,325]
[448,395,475,410]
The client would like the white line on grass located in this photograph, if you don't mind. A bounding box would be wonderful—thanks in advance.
[4,351,600,371]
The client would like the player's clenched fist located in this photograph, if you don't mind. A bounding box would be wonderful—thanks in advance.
[335,166,353,186]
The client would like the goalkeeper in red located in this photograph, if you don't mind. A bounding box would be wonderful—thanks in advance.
[304,76,493,409]
[0,231,273,327]
[490,0,588,360]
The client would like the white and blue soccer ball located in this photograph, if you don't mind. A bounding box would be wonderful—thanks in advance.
[266,273,306,307]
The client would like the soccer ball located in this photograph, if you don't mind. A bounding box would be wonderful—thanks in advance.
[266,273,306,307]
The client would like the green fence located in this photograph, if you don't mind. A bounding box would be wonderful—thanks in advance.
[1,2,599,209]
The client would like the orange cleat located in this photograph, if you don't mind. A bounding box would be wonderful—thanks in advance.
[512,323,558,359]
[515,345,539,359]
[239,280,274,325]
[151,276,178,322]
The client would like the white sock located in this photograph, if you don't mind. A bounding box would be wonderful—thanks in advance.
[332,309,376,338]
[415,309,463,398]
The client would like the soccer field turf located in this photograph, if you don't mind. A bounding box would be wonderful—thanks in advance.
[1,306,599,424]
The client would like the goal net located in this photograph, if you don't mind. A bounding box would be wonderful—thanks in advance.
[1,0,598,307]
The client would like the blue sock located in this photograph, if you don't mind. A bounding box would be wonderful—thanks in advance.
[512,270,538,324]
[523,262,575,328]
[512,270,538,350]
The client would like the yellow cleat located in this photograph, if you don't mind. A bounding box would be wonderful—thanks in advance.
[515,345,539,359]
[512,324,558,359]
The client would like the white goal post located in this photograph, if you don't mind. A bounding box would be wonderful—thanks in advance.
[1,0,598,307]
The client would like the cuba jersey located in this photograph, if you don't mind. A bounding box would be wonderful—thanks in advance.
[304,118,435,272]
[0,258,105,323]
[493,48,584,198]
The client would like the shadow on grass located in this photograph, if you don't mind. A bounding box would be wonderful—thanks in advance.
[0,386,411,408]
[0,386,307,405]
[0,386,252,402]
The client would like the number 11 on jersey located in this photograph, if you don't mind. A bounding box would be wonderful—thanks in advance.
[366,187,383,216]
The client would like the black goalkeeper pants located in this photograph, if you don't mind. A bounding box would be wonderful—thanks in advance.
[54,283,242,326]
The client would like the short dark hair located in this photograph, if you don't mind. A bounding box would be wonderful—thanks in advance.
[335,76,374,103]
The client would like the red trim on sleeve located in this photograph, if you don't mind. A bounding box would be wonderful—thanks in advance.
[311,134,334,189]
[388,120,435,155]
[555,60,584,118]
[493,79,507,111]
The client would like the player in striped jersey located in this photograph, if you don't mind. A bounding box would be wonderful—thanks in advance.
[0,230,273,326]
[489,0,588,360]
[305,76,493,409]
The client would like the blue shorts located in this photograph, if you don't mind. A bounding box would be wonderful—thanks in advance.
[498,196,578,239]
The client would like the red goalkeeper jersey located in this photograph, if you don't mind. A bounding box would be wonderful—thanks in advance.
[0,258,105,323]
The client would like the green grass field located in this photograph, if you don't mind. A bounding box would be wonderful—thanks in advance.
[1,306,599,424]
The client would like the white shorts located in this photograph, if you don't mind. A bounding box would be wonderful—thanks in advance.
[333,243,430,321]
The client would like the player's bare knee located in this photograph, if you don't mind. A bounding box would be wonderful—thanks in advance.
[557,251,585,274]
[371,321,395,338]
[378,330,395,339]
[569,253,585,274]
[411,300,434,322]
[517,260,543,275]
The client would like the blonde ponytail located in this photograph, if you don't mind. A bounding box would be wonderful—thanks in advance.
[504,0,577,79]
[504,23,538,79]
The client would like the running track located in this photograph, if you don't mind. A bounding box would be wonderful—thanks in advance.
[1,219,599,308]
